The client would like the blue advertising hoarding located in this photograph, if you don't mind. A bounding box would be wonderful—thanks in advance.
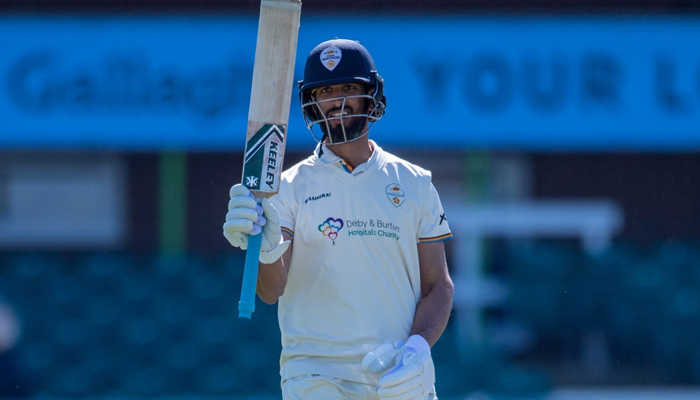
[1,15,699,151]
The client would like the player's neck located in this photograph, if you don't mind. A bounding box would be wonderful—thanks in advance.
[326,136,373,170]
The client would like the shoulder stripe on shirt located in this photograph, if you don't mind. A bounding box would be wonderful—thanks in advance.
[419,233,453,243]
[281,226,294,238]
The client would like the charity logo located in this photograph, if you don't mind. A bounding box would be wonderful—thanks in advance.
[386,183,405,207]
[318,217,344,245]
[320,47,342,71]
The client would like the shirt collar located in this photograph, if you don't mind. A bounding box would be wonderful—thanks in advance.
[315,140,379,176]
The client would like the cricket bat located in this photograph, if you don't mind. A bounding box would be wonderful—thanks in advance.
[239,0,301,319]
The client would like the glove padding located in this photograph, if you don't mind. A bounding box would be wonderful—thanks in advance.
[223,184,290,264]
[363,335,436,400]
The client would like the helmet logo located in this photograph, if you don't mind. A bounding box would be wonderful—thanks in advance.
[320,46,342,71]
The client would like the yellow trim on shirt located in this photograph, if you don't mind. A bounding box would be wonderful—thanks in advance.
[281,226,294,238]
[340,160,354,173]
[419,233,453,243]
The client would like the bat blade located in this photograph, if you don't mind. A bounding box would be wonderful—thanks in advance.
[239,0,301,319]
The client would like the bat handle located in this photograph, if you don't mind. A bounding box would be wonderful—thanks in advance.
[239,230,263,318]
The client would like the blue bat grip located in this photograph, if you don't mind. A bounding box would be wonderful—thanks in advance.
[239,231,263,318]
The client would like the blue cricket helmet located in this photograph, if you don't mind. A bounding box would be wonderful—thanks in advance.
[298,38,386,142]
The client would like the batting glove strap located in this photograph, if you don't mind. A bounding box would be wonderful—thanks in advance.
[377,335,435,400]
[256,197,289,264]
[362,343,404,374]
[259,238,291,264]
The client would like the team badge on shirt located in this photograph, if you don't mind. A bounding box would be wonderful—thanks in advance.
[318,217,344,245]
[386,183,405,207]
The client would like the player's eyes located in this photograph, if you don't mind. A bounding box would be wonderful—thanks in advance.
[315,85,361,99]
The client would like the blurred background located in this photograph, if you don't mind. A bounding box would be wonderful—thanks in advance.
[1,0,700,399]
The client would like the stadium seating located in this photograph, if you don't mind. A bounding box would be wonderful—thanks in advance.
[2,241,700,396]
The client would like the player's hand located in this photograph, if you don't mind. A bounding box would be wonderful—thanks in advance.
[223,184,290,264]
[362,335,436,400]
[223,184,264,249]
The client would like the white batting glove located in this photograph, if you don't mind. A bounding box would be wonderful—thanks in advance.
[363,335,436,400]
[223,184,290,264]
[362,342,404,373]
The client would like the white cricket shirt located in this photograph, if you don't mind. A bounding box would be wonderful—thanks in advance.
[270,141,452,385]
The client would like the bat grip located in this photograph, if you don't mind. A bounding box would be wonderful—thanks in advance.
[239,230,263,318]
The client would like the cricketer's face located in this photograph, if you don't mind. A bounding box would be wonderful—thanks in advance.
[312,82,372,143]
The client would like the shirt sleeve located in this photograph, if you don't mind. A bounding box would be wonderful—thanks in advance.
[270,177,295,238]
[417,178,452,243]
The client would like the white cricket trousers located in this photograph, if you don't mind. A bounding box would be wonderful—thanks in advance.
[282,374,438,400]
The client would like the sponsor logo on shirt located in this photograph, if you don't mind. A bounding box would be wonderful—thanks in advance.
[386,183,405,207]
[318,217,344,245]
[319,217,402,243]
[305,192,332,204]
[345,219,401,241]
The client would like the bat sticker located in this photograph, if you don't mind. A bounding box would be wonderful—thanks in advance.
[243,124,286,192]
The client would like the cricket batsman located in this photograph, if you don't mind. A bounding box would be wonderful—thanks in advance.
[224,38,454,400]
